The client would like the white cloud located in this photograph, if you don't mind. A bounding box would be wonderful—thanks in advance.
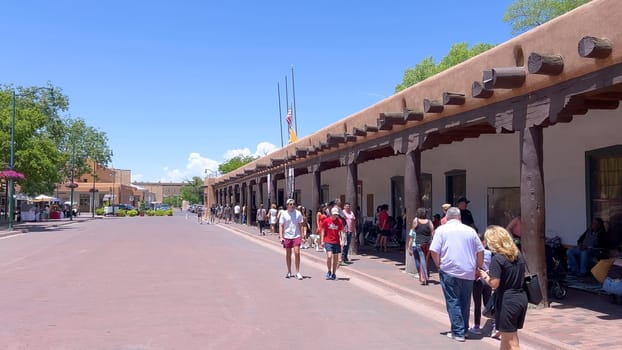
[154,142,277,183]
[255,142,278,156]
[223,148,251,160]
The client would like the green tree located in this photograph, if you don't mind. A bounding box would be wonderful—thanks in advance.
[180,176,204,204]
[62,117,113,185]
[218,155,258,174]
[0,85,69,195]
[395,43,495,92]
[0,84,112,195]
[503,0,590,34]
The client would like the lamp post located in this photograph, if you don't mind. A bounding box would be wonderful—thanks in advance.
[8,87,54,230]
[90,162,97,218]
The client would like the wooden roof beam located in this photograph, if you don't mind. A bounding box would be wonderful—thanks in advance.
[483,67,526,89]
[528,53,564,75]
[442,92,466,105]
[424,99,444,113]
[578,36,612,59]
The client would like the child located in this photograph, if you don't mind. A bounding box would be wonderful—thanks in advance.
[471,232,493,336]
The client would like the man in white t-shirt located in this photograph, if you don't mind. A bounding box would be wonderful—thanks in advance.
[430,207,484,342]
[234,203,241,223]
[279,198,304,280]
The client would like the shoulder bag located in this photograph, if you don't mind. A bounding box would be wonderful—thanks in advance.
[524,259,543,305]
[482,290,496,318]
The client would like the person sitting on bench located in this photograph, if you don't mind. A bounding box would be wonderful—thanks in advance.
[567,217,608,277]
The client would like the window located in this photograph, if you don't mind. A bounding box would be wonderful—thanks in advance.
[445,169,466,206]
[586,145,622,246]
[320,185,329,204]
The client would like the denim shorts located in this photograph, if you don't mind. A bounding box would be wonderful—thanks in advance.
[324,242,341,254]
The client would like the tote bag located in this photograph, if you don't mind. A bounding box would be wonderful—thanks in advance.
[524,260,543,305]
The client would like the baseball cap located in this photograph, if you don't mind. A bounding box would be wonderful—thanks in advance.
[331,207,340,215]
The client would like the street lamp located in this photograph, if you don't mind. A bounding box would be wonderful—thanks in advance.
[8,87,54,230]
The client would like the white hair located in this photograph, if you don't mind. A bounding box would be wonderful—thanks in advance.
[446,207,461,220]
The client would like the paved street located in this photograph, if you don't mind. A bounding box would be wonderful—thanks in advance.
[0,215,500,350]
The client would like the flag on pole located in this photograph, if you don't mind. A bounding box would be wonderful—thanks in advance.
[286,108,297,143]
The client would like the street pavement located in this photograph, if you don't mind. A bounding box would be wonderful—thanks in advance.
[224,220,622,350]
[0,214,495,349]
[0,215,621,349]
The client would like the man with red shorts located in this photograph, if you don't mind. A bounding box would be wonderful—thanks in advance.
[321,207,344,280]
[279,198,304,280]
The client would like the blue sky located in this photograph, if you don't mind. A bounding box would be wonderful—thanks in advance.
[1,0,516,183]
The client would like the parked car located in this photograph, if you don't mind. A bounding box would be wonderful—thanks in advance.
[158,204,171,211]
[103,204,130,216]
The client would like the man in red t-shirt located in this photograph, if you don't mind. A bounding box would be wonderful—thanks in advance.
[321,207,344,280]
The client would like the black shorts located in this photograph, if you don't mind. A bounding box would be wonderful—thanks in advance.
[380,229,391,237]
[496,291,528,332]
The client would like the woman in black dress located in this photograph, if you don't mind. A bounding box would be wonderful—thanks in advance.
[479,225,528,350]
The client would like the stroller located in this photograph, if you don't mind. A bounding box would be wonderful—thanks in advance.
[545,236,568,299]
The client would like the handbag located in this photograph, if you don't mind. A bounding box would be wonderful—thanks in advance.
[482,291,496,318]
[523,259,543,305]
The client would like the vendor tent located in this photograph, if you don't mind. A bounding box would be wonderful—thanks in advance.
[32,194,54,202]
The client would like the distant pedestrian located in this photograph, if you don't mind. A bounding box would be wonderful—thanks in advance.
[234,203,241,223]
[341,202,356,264]
[321,207,344,280]
[224,204,231,224]
[470,232,492,336]
[268,203,278,234]
[457,197,477,231]
[408,207,435,285]
[256,204,267,235]
[197,205,203,224]
[279,199,304,280]
[313,203,327,252]
[376,204,391,252]
[430,207,484,342]
[241,204,247,224]
[440,203,451,225]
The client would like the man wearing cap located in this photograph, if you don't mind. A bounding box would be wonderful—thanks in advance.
[279,199,304,280]
[321,206,344,280]
[457,197,476,230]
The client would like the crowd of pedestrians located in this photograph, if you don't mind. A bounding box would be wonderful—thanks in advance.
[204,196,529,349]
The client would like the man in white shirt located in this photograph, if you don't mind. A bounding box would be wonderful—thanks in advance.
[430,207,484,342]
[233,203,241,224]
[279,198,304,280]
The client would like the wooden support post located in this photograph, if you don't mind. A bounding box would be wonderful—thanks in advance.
[258,179,264,209]
[520,126,548,307]
[346,162,359,255]
[442,92,466,105]
[528,53,564,75]
[578,36,613,58]
[404,149,421,275]
[423,99,444,113]
[472,81,494,98]
[245,182,252,226]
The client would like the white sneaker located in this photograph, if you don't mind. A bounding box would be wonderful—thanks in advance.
[315,247,321,252]
[296,273,303,280]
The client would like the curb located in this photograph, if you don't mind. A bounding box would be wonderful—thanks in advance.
[219,223,574,350]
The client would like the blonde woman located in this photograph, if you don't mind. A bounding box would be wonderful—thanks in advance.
[479,225,528,350]
[268,203,278,234]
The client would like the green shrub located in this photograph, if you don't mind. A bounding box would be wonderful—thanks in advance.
[95,208,104,215]
[127,209,138,217]
[117,209,127,217]
[146,210,156,216]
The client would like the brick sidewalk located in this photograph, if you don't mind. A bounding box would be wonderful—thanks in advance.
[225,222,622,350]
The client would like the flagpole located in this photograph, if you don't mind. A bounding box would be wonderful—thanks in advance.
[277,82,284,148]
[291,65,298,135]
[285,76,289,118]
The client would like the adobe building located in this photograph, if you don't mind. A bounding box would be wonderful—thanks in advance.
[206,0,622,305]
